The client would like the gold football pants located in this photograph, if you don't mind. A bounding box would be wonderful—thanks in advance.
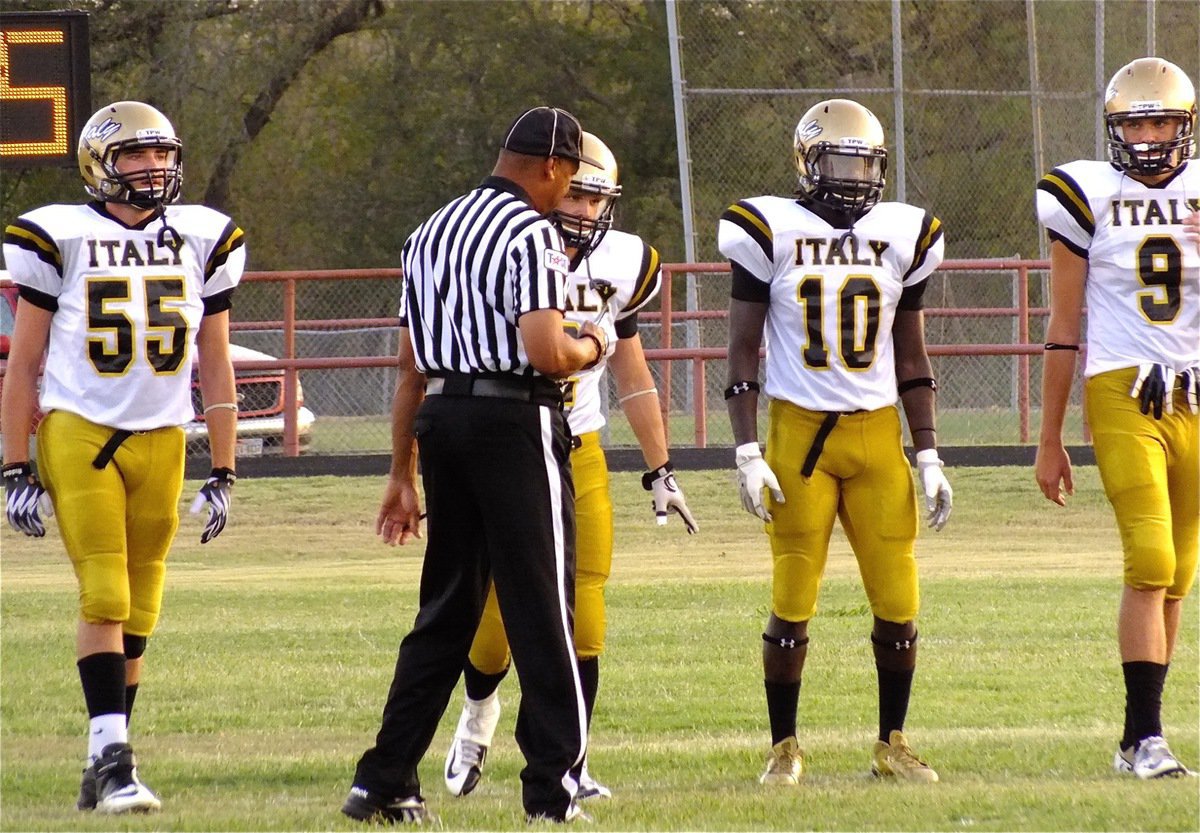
[764,399,920,624]
[1086,368,1199,599]
[36,409,185,635]
[469,431,612,672]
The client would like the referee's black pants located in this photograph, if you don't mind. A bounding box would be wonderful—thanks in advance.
[353,393,586,819]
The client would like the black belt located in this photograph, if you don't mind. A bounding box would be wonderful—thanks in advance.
[92,429,135,470]
[800,408,867,478]
[425,373,561,406]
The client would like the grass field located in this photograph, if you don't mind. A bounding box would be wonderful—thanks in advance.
[1,466,1197,831]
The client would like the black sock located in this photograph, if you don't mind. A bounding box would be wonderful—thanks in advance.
[463,661,509,702]
[876,665,915,742]
[1122,661,1168,747]
[764,681,801,745]
[125,684,139,724]
[577,657,599,727]
[77,653,126,718]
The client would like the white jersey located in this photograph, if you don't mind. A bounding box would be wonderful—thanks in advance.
[3,202,246,430]
[562,229,661,435]
[1036,160,1200,376]
[718,196,944,412]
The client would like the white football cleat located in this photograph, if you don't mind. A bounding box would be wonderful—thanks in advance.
[444,693,501,796]
[1132,736,1192,779]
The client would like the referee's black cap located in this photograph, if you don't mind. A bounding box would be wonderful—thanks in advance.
[500,106,602,167]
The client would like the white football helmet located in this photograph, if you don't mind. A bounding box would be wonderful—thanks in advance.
[78,101,183,208]
[1104,57,1197,176]
[554,132,621,256]
[794,98,888,211]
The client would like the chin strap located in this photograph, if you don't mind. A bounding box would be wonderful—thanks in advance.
[155,203,182,253]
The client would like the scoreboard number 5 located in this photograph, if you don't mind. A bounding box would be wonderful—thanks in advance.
[0,11,91,169]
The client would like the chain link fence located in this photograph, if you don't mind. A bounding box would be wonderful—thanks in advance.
[210,1,1197,459]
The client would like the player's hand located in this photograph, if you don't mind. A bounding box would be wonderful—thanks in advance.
[2,461,54,537]
[1183,209,1200,256]
[735,442,785,522]
[1035,441,1074,506]
[377,476,423,546]
[915,449,953,531]
[1130,363,1175,419]
[642,461,698,534]
[578,321,612,366]
[189,467,235,543]
[1179,367,1199,415]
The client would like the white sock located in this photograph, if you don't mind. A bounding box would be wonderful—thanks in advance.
[87,713,128,763]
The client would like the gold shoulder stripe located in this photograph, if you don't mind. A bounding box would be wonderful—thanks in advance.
[720,201,774,263]
[625,243,662,312]
[1037,169,1095,235]
[4,220,62,272]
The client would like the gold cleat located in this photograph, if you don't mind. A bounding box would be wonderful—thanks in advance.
[871,730,938,783]
[759,736,803,785]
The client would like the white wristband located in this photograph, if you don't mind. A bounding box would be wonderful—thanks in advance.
[915,448,942,465]
[203,402,239,414]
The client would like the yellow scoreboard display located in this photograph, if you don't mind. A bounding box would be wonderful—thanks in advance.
[0,11,91,169]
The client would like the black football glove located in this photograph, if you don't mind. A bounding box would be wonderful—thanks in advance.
[1130,363,1175,419]
[189,467,235,543]
[3,461,54,537]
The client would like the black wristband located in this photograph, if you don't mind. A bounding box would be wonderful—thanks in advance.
[724,380,760,400]
[897,377,937,395]
[209,467,237,486]
[1043,342,1080,351]
[580,333,604,369]
[642,460,674,490]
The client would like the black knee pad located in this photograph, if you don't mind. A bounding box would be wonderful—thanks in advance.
[123,633,148,659]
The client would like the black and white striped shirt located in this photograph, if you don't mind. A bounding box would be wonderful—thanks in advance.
[399,176,570,375]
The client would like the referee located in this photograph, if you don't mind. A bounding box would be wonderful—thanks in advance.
[342,106,609,825]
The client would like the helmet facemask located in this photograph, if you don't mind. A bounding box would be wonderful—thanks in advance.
[800,143,888,212]
[554,170,621,258]
[1105,112,1194,176]
[552,131,621,257]
[89,137,183,209]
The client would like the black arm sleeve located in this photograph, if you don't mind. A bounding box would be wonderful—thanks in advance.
[202,288,235,315]
[897,279,929,311]
[730,261,770,303]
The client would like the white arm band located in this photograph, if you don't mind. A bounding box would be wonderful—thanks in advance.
[203,402,239,414]
[618,387,658,405]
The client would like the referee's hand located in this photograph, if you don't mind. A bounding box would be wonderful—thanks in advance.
[377,477,423,545]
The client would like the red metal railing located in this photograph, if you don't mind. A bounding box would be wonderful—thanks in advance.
[1,259,1051,455]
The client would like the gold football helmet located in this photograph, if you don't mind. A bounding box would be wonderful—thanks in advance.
[794,98,888,211]
[554,132,622,255]
[1104,58,1196,176]
[78,101,183,208]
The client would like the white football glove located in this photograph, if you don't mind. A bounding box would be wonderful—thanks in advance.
[1179,367,1199,415]
[189,467,236,543]
[642,461,698,534]
[915,449,952,531]
[1130,362,1176,419]
[2,462,54,537]
[735,442,785,522]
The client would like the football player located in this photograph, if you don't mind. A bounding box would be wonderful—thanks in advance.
[442,132,697,801]
[719,98,951,785]
[1035,57,1199,779]
[2,101,244,812]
